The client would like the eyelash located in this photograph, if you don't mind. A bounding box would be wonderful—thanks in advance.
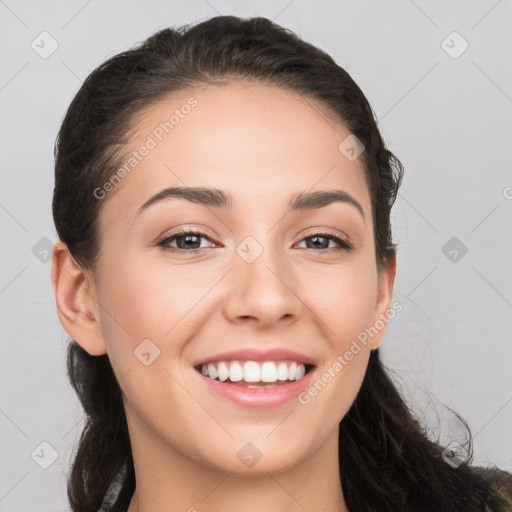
[156,227,354,254]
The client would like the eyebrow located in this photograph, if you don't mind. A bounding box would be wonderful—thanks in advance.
[136,186,365,222]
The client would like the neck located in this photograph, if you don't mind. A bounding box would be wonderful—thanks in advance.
[125,419,348,512]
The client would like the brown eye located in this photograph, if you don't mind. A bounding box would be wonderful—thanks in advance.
[156,229,354,255]
[157,228,216,253]
[297,231,354,252]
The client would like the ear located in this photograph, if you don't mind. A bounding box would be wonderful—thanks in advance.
[368,254,397,351]
[51,241,107,356]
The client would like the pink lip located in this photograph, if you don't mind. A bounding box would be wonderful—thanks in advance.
[193,348,316,367]
[195,367,316,409]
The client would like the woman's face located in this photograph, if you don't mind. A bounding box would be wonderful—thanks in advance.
[80,82,395,473]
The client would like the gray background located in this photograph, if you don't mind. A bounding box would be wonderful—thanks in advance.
[1,0,511,510]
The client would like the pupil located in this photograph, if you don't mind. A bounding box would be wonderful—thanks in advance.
[308,236,327,249]
[178,234,200,249]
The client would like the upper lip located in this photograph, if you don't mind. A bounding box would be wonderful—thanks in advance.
[193,348,317,367]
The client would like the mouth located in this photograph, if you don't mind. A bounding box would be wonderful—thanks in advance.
[191,348,318,408]
[194,360,316,388]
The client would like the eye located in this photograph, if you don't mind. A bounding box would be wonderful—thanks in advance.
[296,231,354,252]
[157,228,217,254]
[156,228,354,254]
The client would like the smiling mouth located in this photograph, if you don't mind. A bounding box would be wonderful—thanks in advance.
[194,360,315,388]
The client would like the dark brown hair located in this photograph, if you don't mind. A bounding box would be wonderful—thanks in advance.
[53,15,512,512]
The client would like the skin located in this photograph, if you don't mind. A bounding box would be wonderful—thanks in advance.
[52,81,396,512]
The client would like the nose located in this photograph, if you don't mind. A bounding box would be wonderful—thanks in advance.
[222,236,303,329]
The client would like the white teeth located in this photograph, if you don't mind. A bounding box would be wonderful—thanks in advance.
[276,362,289,381]
[261,361,277,382]
[229,361,243,382]
[207,363,217,380]
[198,360,310,383]
[288,361,297,380]
[243,361,261,382]
[217,362,229,382]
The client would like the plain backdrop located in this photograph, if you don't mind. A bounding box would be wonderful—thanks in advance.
[1,1,511,510]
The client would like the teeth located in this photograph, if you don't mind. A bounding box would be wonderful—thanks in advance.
[261,361,277,382]
[295,363,305,380]
[198,360,310,383]
[243,361,260,382]
[288,361,297,380]
[207,364,217,380]
[217,362,229,382]
[276,362,288,381]
[229,362,243,382]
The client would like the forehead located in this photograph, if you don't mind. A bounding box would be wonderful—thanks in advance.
[100,81,371,224]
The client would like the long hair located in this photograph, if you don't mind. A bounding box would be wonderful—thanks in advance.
[53,15,512,511]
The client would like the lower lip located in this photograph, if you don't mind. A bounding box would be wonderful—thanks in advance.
[195,367,315,409]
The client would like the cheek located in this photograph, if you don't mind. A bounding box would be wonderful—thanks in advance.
[305,260,378,344]
[300,262,376,411]
[94,258,215,379]
[98,261,200,336]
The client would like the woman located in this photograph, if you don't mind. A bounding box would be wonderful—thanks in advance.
[50,15,512,512]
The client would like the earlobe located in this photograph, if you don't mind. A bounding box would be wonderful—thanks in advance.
[369,255,397,351]
[51,241,107,356]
